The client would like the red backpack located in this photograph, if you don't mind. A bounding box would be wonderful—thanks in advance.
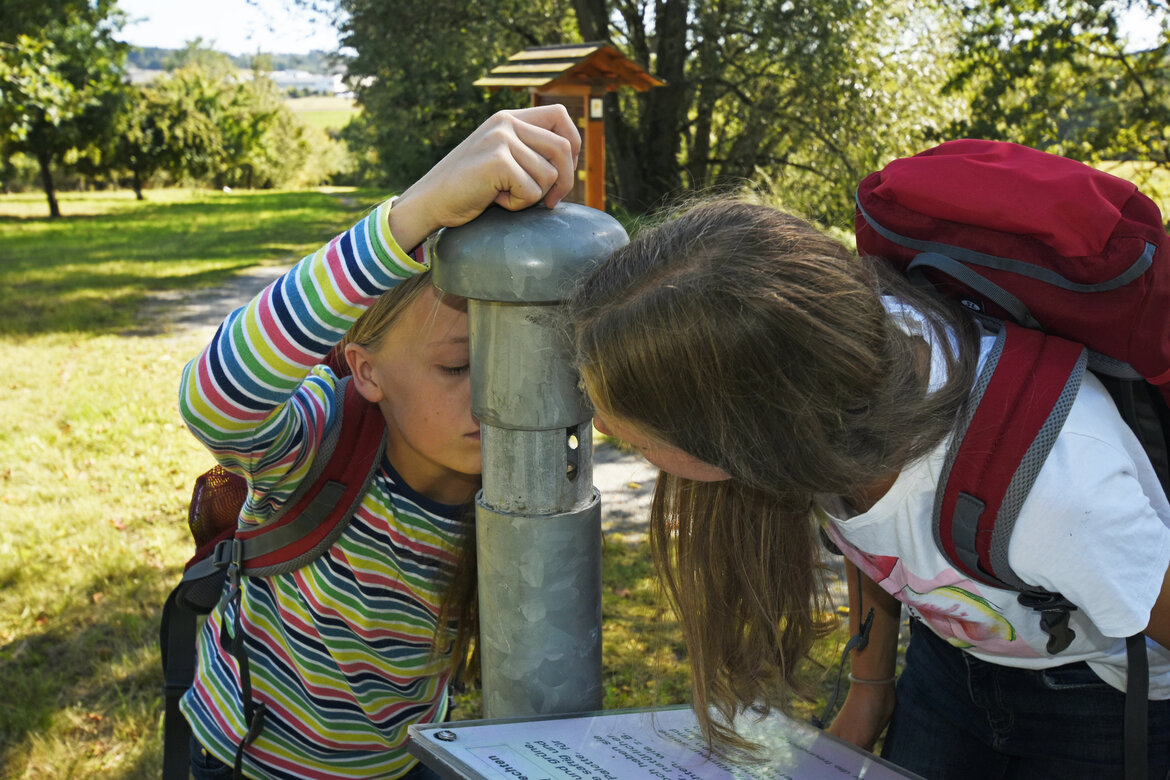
[855,139,1170,780]
[160,348,385,779]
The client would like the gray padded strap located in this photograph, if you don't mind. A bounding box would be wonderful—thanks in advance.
[908,252,1039,329]
[934,327,1005,580]
[237,377,386,573]
[857,198,1155,292]
[987,348,1086,591]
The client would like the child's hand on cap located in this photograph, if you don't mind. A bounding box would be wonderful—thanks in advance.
[388,106,581,251]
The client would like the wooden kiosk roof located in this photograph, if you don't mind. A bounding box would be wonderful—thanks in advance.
[474,43,664,92]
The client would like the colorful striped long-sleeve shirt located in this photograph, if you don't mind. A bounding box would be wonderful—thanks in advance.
[178,200,471,779]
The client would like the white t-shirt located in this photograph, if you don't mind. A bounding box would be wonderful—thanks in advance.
[822,302,1170,698]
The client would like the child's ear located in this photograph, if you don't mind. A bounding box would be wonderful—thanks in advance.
[344,343,385,403]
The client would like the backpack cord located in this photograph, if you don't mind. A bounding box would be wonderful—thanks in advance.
[214,538,268,780]
[812,563,875,729]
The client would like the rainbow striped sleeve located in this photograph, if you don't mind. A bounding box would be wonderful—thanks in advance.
[178,199,426,520]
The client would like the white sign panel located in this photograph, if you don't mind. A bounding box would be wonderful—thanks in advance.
[409,706,920,780]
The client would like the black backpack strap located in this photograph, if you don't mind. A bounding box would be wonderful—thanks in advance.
[218,377,385,777]
[1124,633,1149,780]
[214,556,267,780]
[160,530,239,779]
[160,587,201,779]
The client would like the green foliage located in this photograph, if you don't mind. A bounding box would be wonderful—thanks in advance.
[337,0,565,187]
[161,38,238,78]
[0,0,128,216]
[0,37,79,144]
[127,45,345,75]
[946,0,1170,166]
[107,86,178,198]
[334,0,966,223]
[105,54,353,194]
[668,0,965,225]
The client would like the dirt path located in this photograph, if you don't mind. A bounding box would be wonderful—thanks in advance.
[133,264,291,338]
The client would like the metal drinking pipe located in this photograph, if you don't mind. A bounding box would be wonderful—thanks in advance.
[432,203,628,717]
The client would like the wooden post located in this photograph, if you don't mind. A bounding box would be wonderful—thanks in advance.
[584,93,605,210]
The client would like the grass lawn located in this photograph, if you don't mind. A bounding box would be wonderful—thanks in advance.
[0,188,382,776]
[0,188,381,336]
[285,95,361,131]
[0,187,851,778]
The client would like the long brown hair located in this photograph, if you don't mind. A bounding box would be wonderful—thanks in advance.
[343,271,480,683]
[569,200,978,748]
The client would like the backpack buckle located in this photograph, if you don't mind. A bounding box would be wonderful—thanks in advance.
[1017,591,1077,654]
[212,538,240,569]
[211,538,243,593]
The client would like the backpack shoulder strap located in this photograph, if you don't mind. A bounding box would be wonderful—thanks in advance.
[935,322,1086,593]
[235,376,386,576]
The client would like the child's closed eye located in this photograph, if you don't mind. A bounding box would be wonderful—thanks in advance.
[440,364,470,375]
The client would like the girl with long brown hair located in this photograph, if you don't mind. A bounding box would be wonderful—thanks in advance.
[568,199,1170,779]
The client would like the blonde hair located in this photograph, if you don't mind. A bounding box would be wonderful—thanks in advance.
[341,271,434,353]
[342,271,480,682]
[569,199,978,749]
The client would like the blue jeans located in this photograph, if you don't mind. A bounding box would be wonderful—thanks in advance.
[189,736,445,780]
[880,621,1170,779]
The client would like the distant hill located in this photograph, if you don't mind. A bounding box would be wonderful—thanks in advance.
[127,46,346,75]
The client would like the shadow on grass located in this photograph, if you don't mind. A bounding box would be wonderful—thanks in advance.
[0,190,365,337]
[0,563,173,778]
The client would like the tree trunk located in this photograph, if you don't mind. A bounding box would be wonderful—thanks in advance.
[685,8,723,189]
[572,0,608,41]
[606,94,643,209]
[132,168,145,200]
[633,0,688,211]
[37,150,61,219]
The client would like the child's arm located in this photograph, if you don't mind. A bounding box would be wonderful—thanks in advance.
[827,559,902,752]
[178,106,580,514]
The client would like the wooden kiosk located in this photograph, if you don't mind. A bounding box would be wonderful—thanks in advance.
[475,43,663,211]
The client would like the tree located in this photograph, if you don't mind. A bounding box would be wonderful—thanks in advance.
[0,37,79,216]
[596,0,966,220]
[107,85,179,199]
[329,0,963,222]
[0,0,127,217]
[336,0,571,187]
[945,0,1170,169]
[114,52,350,192]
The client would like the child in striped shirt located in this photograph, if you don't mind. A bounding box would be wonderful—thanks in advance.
[178,106,580,780]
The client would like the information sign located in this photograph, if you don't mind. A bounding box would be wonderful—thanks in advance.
[409,706,921,780]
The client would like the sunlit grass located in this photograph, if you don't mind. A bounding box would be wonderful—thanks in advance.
[0,331,211,777]
[0,188,377,336]
[285,95,360,131]
[0,189,380,776]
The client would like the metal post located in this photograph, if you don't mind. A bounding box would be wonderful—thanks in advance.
[432,203,628,718]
